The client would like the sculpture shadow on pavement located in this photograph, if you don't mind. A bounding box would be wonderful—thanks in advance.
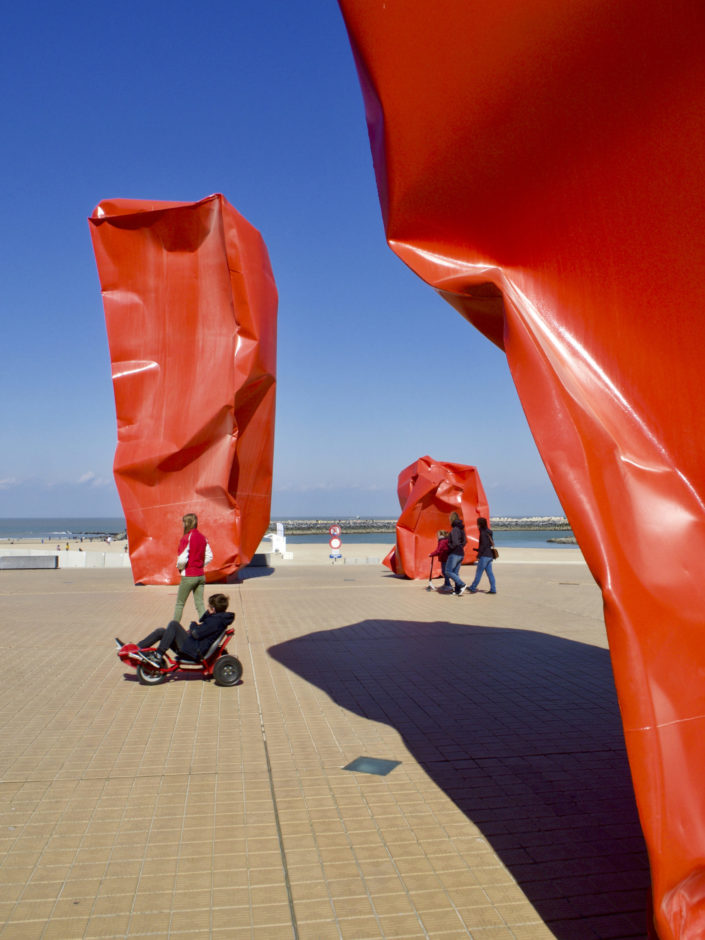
[269,619,650,939]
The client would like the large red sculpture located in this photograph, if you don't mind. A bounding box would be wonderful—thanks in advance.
[338,2,705,937]
[89,194,277,585]
[383,456,489,579]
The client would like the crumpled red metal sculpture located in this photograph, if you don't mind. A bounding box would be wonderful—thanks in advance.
[383,456,489,580]
[89,193,277,586]
[338,2,705,937]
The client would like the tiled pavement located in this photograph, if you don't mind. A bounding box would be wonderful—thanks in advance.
[0,556,650,939]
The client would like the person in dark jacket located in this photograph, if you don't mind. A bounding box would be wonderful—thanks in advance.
[445,511,468,595]
[469,517,497,593]
[133,593,233,665]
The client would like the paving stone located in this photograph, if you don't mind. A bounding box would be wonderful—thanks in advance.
[0,556,650,937]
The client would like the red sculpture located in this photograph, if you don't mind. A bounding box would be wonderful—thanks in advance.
[383,457,489,580]
[338,2,705,937]
[89,194,277,586]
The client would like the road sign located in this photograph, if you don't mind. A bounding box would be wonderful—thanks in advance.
[329,536,341,550]
[329,525,341,536]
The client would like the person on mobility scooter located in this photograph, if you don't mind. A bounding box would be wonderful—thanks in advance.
[116,593,242,686]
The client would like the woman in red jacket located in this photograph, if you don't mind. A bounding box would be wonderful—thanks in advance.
[174,513,213,622]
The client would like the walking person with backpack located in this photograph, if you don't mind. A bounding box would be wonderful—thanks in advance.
[469,516,497,594]
[445,511,468,595]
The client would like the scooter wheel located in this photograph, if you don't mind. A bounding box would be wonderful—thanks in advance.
[137,662,166,686]
[213,655,243,687]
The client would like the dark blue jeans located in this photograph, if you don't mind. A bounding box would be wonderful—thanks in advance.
[470,556,496,592]
[445,553,465,591]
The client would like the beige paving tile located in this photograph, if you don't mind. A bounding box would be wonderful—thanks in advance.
[296,921,341,939]
[482,882,533,905]
[463,929,517,939]
[457,903,507,928]
[168,907,213,931]
[372,892,419,917]
[510,925,557,939]
[41,917,91,939]
[292,896,336,922]
[338,914,383,938]
[83,913,132,937]
[0,561,648,938]
[130,890,174,914]
[407,887,456,912]
[247,866,287,887]
[326,876,370,900]
[171,887,212,911]
[496,900,546,925]
[0,922,46,940]
[251,901,293,926]
[3,899,57,923]
[376,913,427,937]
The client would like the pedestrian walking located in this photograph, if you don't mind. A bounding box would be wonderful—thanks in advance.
[173,513,213,622]
[445,511,468,595]
[469,517,497,594]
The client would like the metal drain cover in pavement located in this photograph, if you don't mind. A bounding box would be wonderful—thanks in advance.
[342,757,401,776]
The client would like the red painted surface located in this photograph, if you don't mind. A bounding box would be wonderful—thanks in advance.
[383,456,489,579]
[338,2,705,936]
[89,194,277,585]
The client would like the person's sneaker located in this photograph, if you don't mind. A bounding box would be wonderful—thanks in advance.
[457,585,467,596]
[469,588,478,594]
[488,590,497,594]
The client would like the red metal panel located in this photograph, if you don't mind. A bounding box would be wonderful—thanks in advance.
[384,456,489,579]
[89,193,277,585]
[338,2,705,936]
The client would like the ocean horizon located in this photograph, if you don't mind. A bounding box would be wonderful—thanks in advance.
[0,516,574,550]
[0,517,126,540]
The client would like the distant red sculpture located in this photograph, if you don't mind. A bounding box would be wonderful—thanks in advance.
[338,2,705,937]
[383,457,489,580]
[89,194,277,585]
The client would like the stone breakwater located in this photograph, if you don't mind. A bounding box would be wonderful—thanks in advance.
[271,519,397,535]
[271,517,571,535]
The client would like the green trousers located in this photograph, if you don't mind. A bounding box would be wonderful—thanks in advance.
[173,575,206,623]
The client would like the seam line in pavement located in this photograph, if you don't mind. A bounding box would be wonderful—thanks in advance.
[241,591,299,940]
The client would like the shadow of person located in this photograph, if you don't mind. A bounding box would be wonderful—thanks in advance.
[268,619,650,939]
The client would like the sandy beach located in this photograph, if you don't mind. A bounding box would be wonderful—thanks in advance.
[0,536,585,566]
[0,536,128,550]
[269,542,585,567]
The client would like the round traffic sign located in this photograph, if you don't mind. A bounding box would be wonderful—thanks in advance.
[329,536,342,550]
[329,524,341,536]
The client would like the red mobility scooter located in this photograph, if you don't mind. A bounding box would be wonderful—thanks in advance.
[116,627,243,687]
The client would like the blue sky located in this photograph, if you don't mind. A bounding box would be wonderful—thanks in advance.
[0,0,564,519]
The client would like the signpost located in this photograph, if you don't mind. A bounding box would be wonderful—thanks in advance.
[329,525,342,562]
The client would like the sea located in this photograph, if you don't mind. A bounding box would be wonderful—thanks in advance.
[0,518,575,550]
[0,517,126,540]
